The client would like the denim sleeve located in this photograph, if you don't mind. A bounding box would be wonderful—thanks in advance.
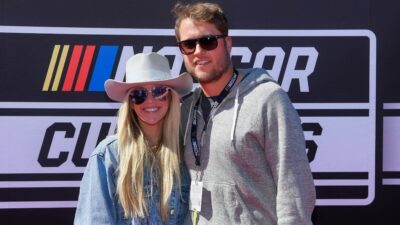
[74,151,122,225]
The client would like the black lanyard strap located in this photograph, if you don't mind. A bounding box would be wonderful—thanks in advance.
[190,69,238,166]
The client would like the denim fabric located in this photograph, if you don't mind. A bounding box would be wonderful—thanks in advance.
[74,135,190,225]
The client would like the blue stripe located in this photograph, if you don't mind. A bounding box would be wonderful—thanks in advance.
[88,45,119,91]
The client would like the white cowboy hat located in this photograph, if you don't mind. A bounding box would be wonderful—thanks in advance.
[105,52,193,102]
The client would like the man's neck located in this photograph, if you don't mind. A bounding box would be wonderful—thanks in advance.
[200,68,235,97]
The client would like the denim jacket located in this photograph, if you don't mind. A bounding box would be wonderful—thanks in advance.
[74,135,190,225]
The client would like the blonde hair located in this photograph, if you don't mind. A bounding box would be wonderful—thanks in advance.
[116,89,181,221]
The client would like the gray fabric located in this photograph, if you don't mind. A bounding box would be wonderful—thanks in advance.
[181,68,315,225]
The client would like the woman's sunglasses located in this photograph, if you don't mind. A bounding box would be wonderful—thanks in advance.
[129,86,170,105]
[178,34,226,55]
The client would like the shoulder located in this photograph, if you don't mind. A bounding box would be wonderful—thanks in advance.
[81,135,120,184]
[238,68,288,101]
[181,87,202,112]
[238,67,274,82]
[90,135,118,159]
[237,68,297,116]
[181,92,194,110]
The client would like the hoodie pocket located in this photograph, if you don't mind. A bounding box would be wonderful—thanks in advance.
[201,182,256,225]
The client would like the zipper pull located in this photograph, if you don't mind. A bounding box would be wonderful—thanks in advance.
[201,130,206,147]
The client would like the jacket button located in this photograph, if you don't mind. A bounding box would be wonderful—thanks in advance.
[170,209,175,216]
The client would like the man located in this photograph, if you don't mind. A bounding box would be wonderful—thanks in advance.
[173,2,316,225]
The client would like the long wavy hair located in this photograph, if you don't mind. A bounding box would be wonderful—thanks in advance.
[116,89,181,221]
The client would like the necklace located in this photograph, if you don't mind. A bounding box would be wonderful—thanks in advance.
[150,144,160,153]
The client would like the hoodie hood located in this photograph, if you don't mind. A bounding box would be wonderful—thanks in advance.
[227,68,277,143]
[182,68,277,146]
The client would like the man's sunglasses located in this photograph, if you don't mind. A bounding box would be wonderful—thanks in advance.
[178,34,226,55]
[129,86,170,105]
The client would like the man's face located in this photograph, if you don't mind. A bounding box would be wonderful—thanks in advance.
[178,18,232,84]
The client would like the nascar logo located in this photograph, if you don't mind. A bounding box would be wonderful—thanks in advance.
[42,43,320,93]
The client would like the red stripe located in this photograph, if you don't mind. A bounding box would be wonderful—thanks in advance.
[62,45,83,91]
[75,45,96,91]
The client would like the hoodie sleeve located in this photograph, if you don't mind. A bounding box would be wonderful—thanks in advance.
[263,85,316,225]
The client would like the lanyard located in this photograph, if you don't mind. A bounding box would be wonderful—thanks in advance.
[190,69,238,166]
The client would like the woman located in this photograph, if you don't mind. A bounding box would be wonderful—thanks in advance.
[74,52,193,225]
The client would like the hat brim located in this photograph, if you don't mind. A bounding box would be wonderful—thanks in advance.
[105,72,193,102]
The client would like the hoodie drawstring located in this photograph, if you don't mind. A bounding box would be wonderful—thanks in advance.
[230,88,239,143]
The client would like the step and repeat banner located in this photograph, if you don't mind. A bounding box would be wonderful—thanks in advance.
[1,0,399,224]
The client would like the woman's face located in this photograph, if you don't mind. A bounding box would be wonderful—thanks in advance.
[130,84,170,127]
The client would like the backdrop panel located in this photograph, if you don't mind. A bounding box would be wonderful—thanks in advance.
[1,0,399,224]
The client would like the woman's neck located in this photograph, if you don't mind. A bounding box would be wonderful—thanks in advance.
[139,120,162,147]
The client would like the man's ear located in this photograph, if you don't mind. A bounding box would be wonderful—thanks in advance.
[225,36,232,53]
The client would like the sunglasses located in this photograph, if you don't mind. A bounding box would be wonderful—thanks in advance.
[178,34,226,55]
[129,86,170,105]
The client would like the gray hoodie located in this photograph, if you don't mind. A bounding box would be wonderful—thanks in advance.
[181,68,315,225]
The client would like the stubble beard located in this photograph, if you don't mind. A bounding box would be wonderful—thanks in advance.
[186,48,232,85]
